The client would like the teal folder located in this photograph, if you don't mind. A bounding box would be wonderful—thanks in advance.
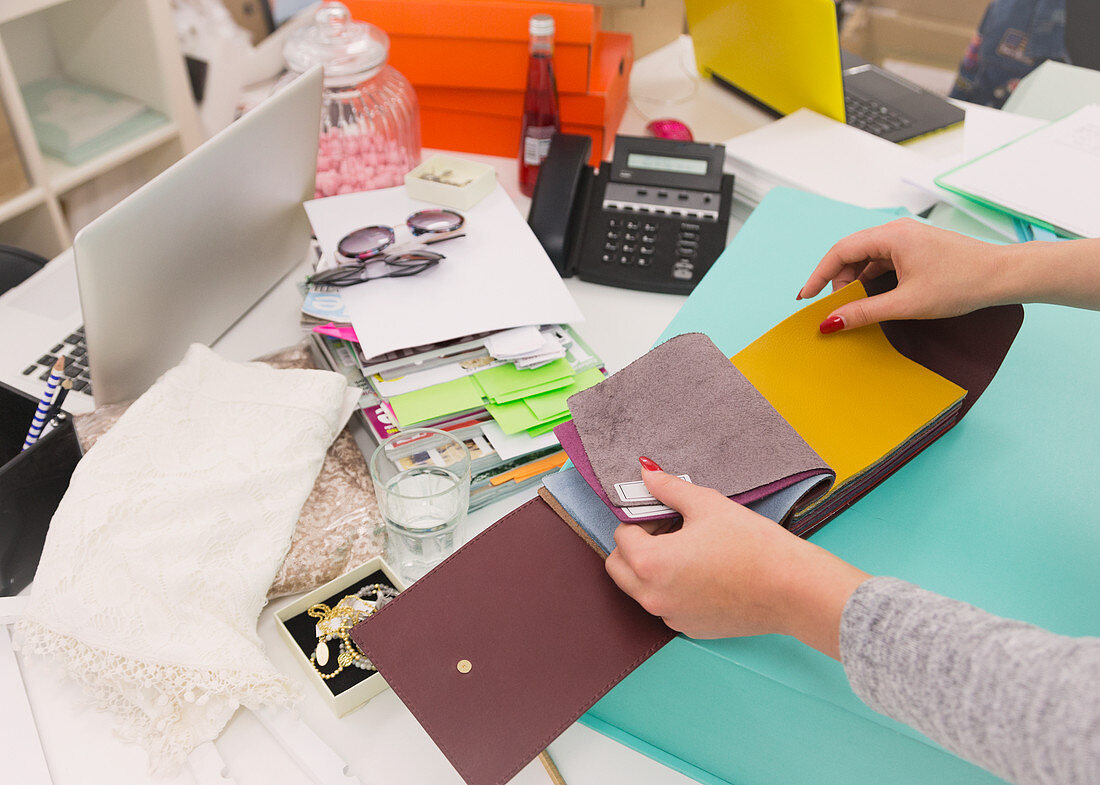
[582,188,1100,784]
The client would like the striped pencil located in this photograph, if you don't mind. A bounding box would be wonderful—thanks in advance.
[42,378,73,425]
[21,356,65,451]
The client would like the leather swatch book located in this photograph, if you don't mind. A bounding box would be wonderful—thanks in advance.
[565,332,834,513]
[731,281,968,534]
[351,496,673,785]
[556,291,971,535]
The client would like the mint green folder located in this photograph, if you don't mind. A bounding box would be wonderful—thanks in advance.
[582,188,1100,784]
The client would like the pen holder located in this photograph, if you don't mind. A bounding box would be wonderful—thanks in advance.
[0,381,82,596]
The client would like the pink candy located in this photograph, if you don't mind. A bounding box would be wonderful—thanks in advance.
[313,127,414,198]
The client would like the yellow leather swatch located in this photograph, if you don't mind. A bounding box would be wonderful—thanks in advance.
[732,282,967,490]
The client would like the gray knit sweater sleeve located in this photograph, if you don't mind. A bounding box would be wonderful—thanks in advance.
[839,576,1100,785]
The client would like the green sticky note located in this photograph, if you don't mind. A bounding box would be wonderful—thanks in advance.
[485,399,543,435]
[389,376,484,426]
[526,366,606,420]
[473,358,574,404]
[526,414,571,436]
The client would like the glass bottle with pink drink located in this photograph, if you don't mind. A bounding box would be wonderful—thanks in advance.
[518,13,561,197]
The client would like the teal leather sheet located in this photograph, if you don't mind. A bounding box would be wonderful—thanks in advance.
[582,188,1100,785]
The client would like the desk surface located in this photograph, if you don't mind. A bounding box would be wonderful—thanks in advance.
[6,36,969,785]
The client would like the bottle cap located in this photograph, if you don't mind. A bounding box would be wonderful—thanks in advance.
[529,14,555,37]
[284,1,389,86]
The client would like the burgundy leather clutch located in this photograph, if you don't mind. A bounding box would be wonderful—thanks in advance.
[350,496,673,785]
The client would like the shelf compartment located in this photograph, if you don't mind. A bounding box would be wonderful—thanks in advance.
[44,120,180,192]
[0,185,46,225]
[58,134,184,234]
[0,201,63,258]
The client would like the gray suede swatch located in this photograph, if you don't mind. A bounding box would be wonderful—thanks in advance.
[567,332,830,508]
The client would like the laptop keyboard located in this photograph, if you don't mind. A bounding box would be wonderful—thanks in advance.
[845,93,912,136]
[21,325,94,398]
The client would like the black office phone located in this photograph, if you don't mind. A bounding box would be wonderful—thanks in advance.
[528,133,734,294]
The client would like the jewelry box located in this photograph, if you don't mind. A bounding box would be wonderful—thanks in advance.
[275,556,405,716]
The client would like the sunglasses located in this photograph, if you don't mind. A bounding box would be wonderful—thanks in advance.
[308,209,466,289]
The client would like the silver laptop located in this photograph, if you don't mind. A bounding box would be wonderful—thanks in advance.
[0,66,321,411]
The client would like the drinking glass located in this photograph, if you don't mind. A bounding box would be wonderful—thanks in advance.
[369,428,471,583]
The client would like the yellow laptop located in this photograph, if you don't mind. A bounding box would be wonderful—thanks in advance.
[686,0,965,143]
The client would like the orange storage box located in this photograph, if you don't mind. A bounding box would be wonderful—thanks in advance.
[345,0,601,93]
[417,32,632,166]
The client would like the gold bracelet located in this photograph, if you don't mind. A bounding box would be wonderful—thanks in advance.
[307,584,398,680]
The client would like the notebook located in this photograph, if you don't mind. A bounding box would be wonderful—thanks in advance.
[0,66,322,410]
[685,0,965,144]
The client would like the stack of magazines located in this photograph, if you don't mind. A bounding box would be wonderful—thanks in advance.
[308,309,605,510]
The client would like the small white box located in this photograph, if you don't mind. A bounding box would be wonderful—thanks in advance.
[275,556,406,717]
[405,154,497,210]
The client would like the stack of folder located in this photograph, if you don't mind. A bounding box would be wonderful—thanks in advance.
[311,322,606,510]
[344,0,632,167]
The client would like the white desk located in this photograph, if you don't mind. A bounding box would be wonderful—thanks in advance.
[6,35,969,785]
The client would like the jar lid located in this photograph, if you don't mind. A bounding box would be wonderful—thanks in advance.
[284,2,389,86]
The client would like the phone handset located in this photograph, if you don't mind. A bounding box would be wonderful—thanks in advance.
[527,133,594,277]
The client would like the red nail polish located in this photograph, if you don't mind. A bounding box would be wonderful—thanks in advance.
[795,291,803,300]
[819,315,845,334]
[639,456,661,471]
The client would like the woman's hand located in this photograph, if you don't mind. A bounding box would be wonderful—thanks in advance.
[797,218,1007,332]
[604,465,870,659]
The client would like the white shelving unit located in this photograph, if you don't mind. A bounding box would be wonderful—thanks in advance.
[0,0,201,259]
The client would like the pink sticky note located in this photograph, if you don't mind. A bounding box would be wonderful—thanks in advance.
[312,322,359,342]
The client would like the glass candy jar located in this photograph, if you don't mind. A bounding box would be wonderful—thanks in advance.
[284,2,421,197]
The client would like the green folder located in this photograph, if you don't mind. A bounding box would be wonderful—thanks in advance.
[473,358,574,404]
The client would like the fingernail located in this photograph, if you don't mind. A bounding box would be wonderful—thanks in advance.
[819,315,845,334]
[639,456,661,472]
[795,290,803,300]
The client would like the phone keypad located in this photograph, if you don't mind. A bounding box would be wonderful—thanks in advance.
[602,216,705,282]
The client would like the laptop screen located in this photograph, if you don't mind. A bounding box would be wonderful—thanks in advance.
[684,0,847,123]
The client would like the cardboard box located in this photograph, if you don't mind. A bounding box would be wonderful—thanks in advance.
[0,105,29,203]
[417,31,631,166]
[860,0,988,28]
[275,557,406,717]
[841,5,977,73]
[346,0,601,92]
[601,0,685,59]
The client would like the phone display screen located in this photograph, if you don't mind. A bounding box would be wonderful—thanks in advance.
[625,153,709,177]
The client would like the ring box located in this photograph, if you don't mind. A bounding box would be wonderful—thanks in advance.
[275,555,406,716]
[405,154,497,211]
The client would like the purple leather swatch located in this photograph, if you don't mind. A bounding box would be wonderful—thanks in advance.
[565,332,832,509]
[555,418,830,523]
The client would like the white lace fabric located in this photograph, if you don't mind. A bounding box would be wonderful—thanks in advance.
[16,344,360,772]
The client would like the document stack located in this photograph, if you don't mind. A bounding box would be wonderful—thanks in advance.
[302,183,594,510]
[310,323,605,510]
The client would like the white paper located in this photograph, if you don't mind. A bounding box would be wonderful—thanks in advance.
[936,104,1100,238]
[305,186,583,358]
[960,104,1046,160]
[723,109,938,214]
[0,628,53,785]
[485,326,544,359]
[480,420,560,462]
